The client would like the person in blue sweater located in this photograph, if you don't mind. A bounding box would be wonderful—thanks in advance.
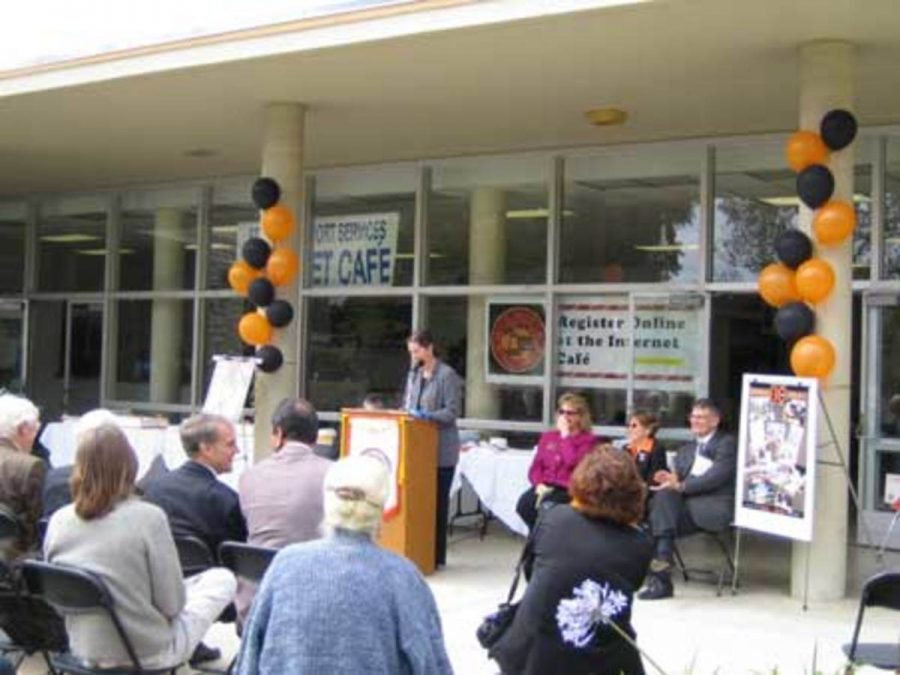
[236,451,454,675]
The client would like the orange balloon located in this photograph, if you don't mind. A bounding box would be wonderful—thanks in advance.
[227,260,259,296]
[238,311,272,346]
[758,262,801,308]
[267,248,300,286]
[785,130,830,173]
[790,335,836,379]
[795,258,835,304]
[262,204,295,243]
[813,200,856,245]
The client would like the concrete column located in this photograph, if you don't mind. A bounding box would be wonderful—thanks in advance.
[150,208,185,403]
[253,103,304,458]
[466,187,505,418]
[790,40,854,602]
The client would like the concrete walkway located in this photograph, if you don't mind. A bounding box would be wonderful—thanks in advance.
[17,521,900,674]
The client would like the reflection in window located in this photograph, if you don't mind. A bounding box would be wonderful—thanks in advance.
[313,167,415,288]
[425,296,544,422]
[0,203,25,293]
[209,178,257,290]
[118,189,198,291]
[713,141,799,282]
[562,150,701,284]
[37,196,108,292]
[427,157,549,285]
[112,300,193,404]
[306,297,412,411]
[883,137,900,279]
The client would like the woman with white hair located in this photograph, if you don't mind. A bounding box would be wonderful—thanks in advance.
[236,451,454,675]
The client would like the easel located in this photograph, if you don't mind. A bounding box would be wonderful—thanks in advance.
[800,389,881,611]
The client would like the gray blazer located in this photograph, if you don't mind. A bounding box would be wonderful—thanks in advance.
[404,360,462,468]
[673,429,737,532]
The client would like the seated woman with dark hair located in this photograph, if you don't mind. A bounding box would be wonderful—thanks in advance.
[624,410,667,487]
[44,424,236,670]
[515,393,598,531]
[492,445,653,675]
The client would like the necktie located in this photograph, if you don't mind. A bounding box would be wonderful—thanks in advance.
[697,442,707,458]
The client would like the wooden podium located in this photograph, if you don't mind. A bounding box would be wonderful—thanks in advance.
[340,409,438,575]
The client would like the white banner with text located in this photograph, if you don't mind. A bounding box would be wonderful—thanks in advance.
[312,212,400,287]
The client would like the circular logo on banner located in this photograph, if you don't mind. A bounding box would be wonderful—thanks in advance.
[490,307,546,374]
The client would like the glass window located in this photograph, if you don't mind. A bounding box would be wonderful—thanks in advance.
[562,147,701,284]
[713,140,799,282]
[118,188,198,291]
[313,166,416,288]
[209,178,257,291]
[111,299,193,405]
[37,195,108,292]
[200,297,255,409]
[0,302,23,392]
[0,203,26,293]
[555,293,705,429]
[425,296,545,422]
[883,136,900,279]
[427,157,549,285]
[306,297,412,411]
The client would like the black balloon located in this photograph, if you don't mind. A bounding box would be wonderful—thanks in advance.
[252,177,281,210]
[248,277,275,308]
[774,302,815,344]
[257,345,283,373]
[796,164,834,210]
[242,237,271,269]
[774,229,813,269]
[266,300,294,328]
[820,109,857,151]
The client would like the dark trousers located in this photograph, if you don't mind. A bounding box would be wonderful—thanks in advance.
[647,489,699,560]
[515,485,570,531]
[436,466,455,567]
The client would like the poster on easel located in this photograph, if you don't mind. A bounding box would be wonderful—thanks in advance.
[735,373,818,542]
[203,356,256,423]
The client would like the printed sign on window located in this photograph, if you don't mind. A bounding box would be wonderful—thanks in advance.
[312,212,400,287]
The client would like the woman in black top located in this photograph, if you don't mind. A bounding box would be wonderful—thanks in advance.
[490,446,653,675]
[624,410,668,487]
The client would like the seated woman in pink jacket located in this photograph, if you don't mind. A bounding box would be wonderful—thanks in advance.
[515,393,599,531]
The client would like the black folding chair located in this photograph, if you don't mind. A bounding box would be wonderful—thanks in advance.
[842,570,900,672]
[174,536,215,577]
[217,542,278,675]
[217,542,277,584]
[21,560,180,674]
[0,558,66,674]
[672,526,742,596]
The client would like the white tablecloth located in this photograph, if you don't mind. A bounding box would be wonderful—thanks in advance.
[41,417,255,490]
[451,443,535,537]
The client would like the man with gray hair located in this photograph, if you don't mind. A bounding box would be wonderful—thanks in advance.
[143,413,248,557]
[0,393,45,556]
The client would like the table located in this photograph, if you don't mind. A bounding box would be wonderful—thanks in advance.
[450,443,534,537]
[41,417,255,490]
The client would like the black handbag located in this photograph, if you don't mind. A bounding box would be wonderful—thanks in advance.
[476,534,531,650]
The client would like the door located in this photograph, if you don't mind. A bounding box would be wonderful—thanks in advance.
[28,300,103,419]
[859,293,900,550]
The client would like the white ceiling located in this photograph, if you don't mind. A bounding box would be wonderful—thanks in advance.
[1,0,899,197]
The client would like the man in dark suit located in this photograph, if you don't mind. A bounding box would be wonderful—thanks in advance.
[143,413,247,557]
[142,413,247,664]
[639,398,736,600]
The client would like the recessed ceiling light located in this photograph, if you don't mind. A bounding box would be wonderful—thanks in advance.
[184,148,218,158]
[585,108,628,126]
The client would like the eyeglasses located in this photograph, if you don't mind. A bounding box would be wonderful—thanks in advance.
[557,408,580,417]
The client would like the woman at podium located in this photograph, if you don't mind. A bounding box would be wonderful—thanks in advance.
[403,330,462,568]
